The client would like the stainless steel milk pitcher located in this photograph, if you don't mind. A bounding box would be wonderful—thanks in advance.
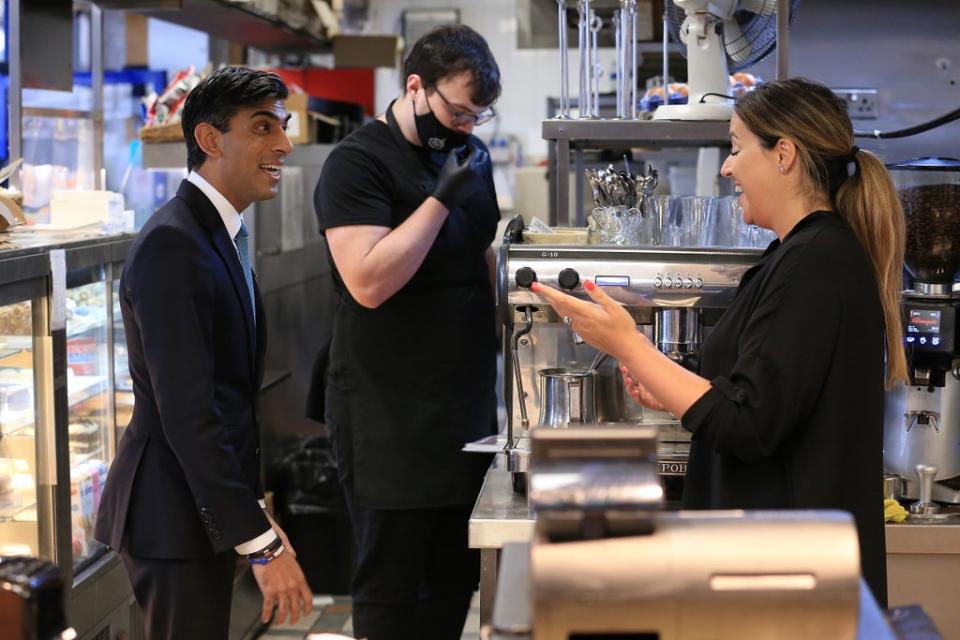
[537,368,598,428]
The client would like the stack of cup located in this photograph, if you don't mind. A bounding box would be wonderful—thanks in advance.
[637,195,777,249]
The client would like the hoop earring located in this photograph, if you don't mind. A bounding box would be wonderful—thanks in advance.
[778,165,786,175]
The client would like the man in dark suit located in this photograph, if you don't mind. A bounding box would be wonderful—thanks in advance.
[94,66,312,640]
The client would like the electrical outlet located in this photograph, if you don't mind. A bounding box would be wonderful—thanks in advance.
[832,88,879,120]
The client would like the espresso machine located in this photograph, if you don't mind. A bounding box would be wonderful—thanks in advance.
[884,157,960,507]
[497,215,763,492]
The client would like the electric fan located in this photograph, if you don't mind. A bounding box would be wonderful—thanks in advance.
[654,0,800,121]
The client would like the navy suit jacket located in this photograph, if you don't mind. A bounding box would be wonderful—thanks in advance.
[94,180,270,558]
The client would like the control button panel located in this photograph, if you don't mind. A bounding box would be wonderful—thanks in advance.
[904,303,956,354]
[653,273,705,289]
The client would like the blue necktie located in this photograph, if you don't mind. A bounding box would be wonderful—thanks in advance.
[234,222,256,323]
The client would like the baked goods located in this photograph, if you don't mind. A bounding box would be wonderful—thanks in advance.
[0,302,32,336]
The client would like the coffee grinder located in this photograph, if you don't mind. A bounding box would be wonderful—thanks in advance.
[884,157,960,506]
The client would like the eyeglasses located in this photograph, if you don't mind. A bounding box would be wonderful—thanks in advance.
[429,86,496,126]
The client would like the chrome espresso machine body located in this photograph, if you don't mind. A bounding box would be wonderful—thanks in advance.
[497,216,762,487]
[884,157,960,507]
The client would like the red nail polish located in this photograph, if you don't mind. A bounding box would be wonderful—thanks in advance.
[584,280,596,291]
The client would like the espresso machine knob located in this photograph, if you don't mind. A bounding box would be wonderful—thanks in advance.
[515,267,538,289]
[558,268,580,290]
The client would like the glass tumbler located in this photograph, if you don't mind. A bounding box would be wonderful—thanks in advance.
[664,196,717,247]
[710,196,744,247]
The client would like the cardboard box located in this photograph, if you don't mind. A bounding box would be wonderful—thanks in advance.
[125,13,149,68]
[333,35,402,69]
[284,93,312,145]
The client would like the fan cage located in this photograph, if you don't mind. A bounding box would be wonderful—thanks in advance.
[666,0,800,73]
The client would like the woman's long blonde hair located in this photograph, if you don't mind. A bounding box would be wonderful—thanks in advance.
[735,78,907,387]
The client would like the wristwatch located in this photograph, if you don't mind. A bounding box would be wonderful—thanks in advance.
[246,536,284,565]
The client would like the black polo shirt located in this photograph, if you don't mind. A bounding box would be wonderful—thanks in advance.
[314,114,500,509]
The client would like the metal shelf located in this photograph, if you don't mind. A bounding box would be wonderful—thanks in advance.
[139,0,330,54]
[67,318,109,339]
[3,375,111,438]
[542,118,731,147]
[0,500,38,523]
[67,376,109,408]
[544,118,732,228]
[141,142,188,170]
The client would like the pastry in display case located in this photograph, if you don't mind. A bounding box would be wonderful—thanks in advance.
[0,301,39,558]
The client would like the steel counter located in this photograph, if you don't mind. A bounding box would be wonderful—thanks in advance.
[468,458,534,626]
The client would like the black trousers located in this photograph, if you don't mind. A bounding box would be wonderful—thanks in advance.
[343,489,479,640]
[121,549,236,640]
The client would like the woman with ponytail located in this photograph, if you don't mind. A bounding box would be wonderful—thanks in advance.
[531,78,905,606]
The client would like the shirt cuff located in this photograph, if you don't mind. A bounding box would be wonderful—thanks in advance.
[235,528,277,556]
[681,383,723,435]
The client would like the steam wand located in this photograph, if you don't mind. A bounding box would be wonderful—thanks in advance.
[511,306,537,429]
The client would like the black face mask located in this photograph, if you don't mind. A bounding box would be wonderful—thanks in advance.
[414,93,470,152]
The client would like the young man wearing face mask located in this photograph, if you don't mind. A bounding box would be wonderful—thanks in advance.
[311,24,501,640]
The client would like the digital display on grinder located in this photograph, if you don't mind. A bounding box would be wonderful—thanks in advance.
[907,309,941,335]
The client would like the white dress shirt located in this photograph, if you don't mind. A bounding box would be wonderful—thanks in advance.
[186,171,277,555]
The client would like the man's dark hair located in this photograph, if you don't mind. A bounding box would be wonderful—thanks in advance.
[402,24,501,107]
[181,66,289,172]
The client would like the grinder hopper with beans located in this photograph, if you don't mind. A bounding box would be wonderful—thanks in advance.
[883,157,960,509]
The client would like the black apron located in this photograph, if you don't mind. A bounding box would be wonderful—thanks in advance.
[324,105,498,509]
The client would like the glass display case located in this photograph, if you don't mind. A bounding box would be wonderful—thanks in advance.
[0,300,40,558]
[0,232,136,639]
[65,273,113,572]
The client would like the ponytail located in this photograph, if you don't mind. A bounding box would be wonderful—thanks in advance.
[835,151,908,388]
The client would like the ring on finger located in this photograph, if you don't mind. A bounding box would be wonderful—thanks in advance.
[563,315,572,326]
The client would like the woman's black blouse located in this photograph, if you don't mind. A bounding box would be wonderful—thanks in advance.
[681,211,888,605]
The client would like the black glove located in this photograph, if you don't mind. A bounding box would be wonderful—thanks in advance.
[432,145,489,210]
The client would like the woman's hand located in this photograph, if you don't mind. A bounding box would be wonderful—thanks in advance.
[621,365,666,412]
[530,279,649,362]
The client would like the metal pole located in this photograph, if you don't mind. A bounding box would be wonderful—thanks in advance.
[614,10,623,118]
[558,0,571,118]
[617,0,630,118]
[629,0,638,119]
[578,0,589,118]
[591,12,601,117]
[9,0,22,190]
[662,9,670,100]
[776,0,789,79]
[92,4,105,190]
